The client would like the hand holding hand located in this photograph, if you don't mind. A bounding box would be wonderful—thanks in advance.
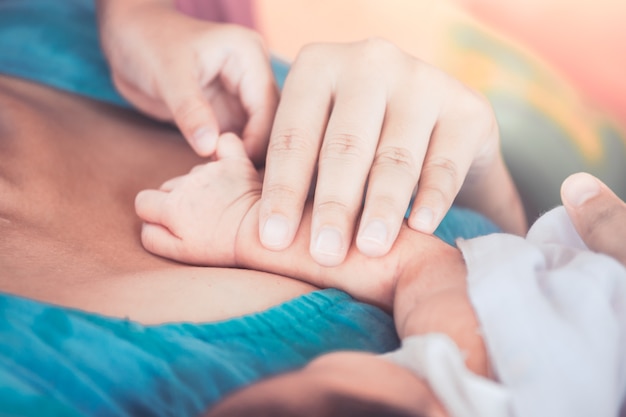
[259,39,526,267]
[97,0,278,164]
[561,172,626,265]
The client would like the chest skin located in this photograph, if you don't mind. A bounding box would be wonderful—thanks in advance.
[0,75,317,325]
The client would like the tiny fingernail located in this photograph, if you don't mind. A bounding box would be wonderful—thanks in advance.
[360,220,388,247]
[413,207,434,232]
[563,173,600,207]
[261,214,290,249]
[193,127,217,155]
[314,227,344,257]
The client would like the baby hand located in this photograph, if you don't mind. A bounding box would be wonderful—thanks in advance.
[135,134,262,266]
[97,0,278,164]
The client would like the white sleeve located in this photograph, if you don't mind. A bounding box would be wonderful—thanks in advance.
[458,206,626,417]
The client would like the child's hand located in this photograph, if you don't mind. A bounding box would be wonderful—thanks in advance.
[135,134,262,266]
[97,0,278,165]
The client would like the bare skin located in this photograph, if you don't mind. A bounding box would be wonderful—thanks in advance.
[97,0,526,268]
[0,74,317,325]
[133,133,486,416]
[0,73,482,417]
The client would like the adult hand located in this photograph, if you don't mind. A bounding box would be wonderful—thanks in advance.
[96,0,278,164]
[259,39,526,266]
[561,172,626,265]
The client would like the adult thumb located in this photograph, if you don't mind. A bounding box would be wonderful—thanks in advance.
[561,172,626,266]
[167,89,221,157]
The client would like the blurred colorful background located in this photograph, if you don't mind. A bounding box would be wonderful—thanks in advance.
[186,0,626,221]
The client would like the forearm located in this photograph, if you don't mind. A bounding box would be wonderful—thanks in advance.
[236,201,450,311]
[236,202,395,309]
[237,200,490,375]
[393,245,490,377]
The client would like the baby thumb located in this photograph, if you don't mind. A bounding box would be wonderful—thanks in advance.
[561,172,626,265]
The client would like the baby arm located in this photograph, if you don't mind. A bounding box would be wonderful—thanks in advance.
[136,133,488,377]
[136,134,460,306]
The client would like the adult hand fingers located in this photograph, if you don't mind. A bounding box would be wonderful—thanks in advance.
[408,80,493,234]
[404,69,527,236]
[194,26,279,166]
[561,172,626,266]
[356,73,439,257]
[309,66,388,266]
[258,49,332,252]
[225,31,280,166]
[162,67,222,157]
[112,73,172,121]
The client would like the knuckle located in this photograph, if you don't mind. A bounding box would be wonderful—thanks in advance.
[269,127,314,157]
[172,98,204,126]
[263,183,301,204]
[315,199,353,217]
[352,38,400,72]
[423,157,460,186]
[293,43,329,67]
[418,157,460,202]
[373,146,417,176]
[457,90,497,135]
[358,37,397,57]
[320,133,367,163]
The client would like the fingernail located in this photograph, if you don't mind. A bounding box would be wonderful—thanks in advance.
[360,220,388,248]
[261,214,290,249]
[563,173,600,207]
[314,227,343,257]
[193,127,217,155]
[413,207,434,232]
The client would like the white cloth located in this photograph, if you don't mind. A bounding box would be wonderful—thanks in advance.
[383,334,511,417]
[385,207,626,417]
